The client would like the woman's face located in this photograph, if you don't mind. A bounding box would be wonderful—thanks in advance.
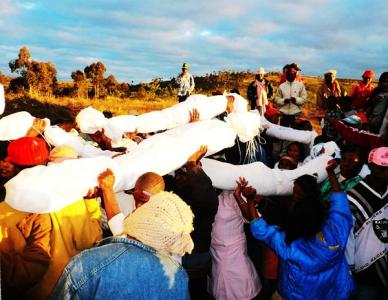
[288,144,301,161]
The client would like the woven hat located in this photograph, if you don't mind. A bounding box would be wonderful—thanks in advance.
[124,191,194,256]
[6,137,49,166]
[182,63,189,69]
[325,69,337,77]
[368,147,388,166]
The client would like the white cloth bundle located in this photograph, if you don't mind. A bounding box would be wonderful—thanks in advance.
[224,112,260,143]
[260,115,317,146]
[201,154,333,196]
[44,126,119,158]
[5,156,122,213]
[0,111,49,141]
[76,106,106,134]
[114,119,237,191]
[6,119,236,213]
[77,95,248,137]
[0,83,5,115]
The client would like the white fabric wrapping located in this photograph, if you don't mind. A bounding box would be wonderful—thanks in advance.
[202,155,333,195]
[260,115,318,146]
[114,119,236,191]
[0,111,35,140]
[44,126,118,158]
[76,106,107,134]
[86,94,248,136]
[224,112,260,143]
[0,83,5,115]
[6,119,236,213]
[5,156,122,213]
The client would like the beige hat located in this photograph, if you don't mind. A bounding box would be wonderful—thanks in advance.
[49,145,78,163]
[256,67,266,75]
[325,69,337,77]
[124,191,194,256]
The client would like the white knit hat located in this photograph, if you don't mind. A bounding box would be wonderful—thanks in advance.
[123,191,194,256]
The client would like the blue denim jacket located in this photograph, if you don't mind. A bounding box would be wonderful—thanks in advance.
[50,236,189,300]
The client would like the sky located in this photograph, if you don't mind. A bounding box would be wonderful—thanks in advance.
[0,0,387,83]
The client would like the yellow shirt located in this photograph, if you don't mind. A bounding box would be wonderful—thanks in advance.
[0,198,102,299]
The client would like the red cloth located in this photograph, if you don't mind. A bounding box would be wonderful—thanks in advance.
[350,82,374,110]
[264,102,280,118]
[6,137,49,166]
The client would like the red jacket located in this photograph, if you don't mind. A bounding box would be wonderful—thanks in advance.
[350,82,373,110]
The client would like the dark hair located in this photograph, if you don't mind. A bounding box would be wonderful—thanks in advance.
[286,142,306,161]
[0,141,10,161]
[282,175,325,245]
[230,88,240,95]
[313,135,328,145]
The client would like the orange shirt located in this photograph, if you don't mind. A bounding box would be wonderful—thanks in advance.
[350,82,373,110]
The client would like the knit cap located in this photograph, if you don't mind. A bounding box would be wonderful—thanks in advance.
[368,147,388,166]
[123,191,194,256]
[6,137,49,166]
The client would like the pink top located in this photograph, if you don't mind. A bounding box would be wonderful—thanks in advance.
[209,191,261,300]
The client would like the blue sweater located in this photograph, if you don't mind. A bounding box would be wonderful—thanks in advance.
[251,192,354,300]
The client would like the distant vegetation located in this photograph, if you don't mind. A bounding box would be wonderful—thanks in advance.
[1,46,363,122]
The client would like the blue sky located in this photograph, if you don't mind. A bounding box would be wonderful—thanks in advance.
[0,0,387,83]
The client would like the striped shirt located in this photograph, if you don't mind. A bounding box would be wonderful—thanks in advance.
[346,179,388,287]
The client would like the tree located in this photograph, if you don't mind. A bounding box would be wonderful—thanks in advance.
[8,47,56,96]
[104,74,118,96]
[9,47,31,77]
[84,61,106,98]
[26,61,57,96]
[71,70,88,98]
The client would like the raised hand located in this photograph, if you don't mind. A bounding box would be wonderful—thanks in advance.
[326,159,337,174]
[98,168,115,190]
[187,145,208,165]
[189,108,200,123]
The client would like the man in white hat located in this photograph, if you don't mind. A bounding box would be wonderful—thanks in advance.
[316,69,344,110]
[176,63,195,102]
[247,67,273,115]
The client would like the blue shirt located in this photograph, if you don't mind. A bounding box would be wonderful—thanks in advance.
[50,236,189,300]
[251,192,355,300]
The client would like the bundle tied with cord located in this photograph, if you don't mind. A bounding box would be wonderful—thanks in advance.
[224,111,264,163]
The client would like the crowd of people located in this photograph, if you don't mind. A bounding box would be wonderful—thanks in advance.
[0,64,387,300]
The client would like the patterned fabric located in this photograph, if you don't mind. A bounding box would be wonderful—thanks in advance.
[176,73,195,97]
[346,180,388,287]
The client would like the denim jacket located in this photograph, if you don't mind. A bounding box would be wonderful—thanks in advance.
[50,236,189,300]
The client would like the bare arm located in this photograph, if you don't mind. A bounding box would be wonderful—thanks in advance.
[98,169,120,221]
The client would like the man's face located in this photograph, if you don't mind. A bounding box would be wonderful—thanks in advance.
[256,74,264,81]
[0,160,19,179]
[362,76,371,85]
[324,73,334,84]
[286,70,297,82]
[370,163,388,185]
[340,152,362,179]
[182,68,188,74]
